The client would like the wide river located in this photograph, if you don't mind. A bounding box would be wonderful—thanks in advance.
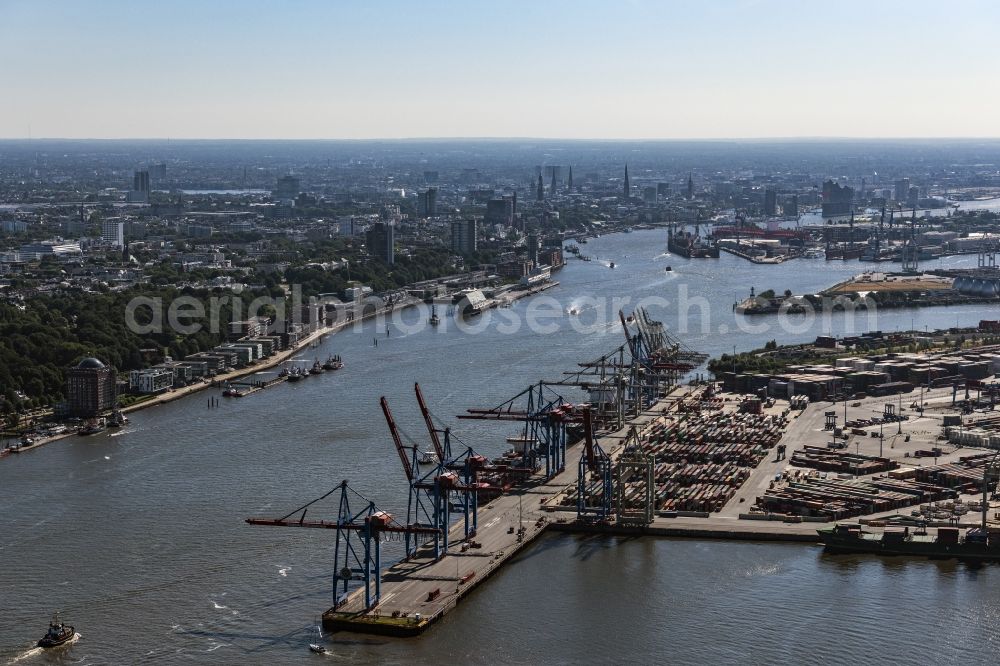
[3,230,999,664]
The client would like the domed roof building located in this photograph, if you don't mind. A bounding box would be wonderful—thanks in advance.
[66,357,116,417]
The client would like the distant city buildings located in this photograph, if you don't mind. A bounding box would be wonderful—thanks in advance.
[66,357,116,417]
[450,219,478,255]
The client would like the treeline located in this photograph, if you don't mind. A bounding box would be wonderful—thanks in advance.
[284,247,460,296]
[0,285,273,414]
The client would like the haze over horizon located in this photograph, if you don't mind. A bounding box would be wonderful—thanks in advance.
[2,0,999,141]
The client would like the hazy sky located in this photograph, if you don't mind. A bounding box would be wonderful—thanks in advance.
[2,0,999,139]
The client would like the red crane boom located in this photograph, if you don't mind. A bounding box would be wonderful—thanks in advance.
[380,396,413,482]
[414,382,446,462]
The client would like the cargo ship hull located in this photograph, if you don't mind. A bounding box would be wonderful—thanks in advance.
[668,235,719,258]
[818,527,1000,560]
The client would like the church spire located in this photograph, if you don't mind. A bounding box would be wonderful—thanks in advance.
[536,172,544,202]
[623,164,630,199]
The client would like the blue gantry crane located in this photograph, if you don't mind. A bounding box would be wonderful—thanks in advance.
[577,406,613,521]
[246,480,438,610]
[458,380,573,479]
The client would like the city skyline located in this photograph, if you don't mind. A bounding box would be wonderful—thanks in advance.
[3,0,1000,140]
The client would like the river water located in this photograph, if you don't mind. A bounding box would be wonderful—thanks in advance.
[2,230,999,664]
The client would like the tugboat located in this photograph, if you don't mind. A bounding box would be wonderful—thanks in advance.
[429,305,440,327]
[287,367,303,383]
[311,359,325,374]
[37,613,75,648]
[278,367,290,379]
[222,383,240,397]
[322,355,343,371]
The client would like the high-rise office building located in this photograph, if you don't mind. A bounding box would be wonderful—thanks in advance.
[894,178,910,202]
[102,219,125,248]
[784,195,799,217]
[133,170,150,194]
[128,169,150,203]
[365,222,394,264]
[418,188,438,217]
[450,219,478,255]
[764,189,778,216]
[643,186,657,204]
[527,233,539,265]
[485,197,514,226]
[274,175,301,201]
[907,186,920,208]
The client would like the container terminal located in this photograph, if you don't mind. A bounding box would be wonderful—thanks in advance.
[247,310,1000,637]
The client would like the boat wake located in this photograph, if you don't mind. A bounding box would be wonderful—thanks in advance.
[8,634,81,664]
[6,646,42,664]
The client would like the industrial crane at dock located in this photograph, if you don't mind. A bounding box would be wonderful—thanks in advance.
[246,480,439,610]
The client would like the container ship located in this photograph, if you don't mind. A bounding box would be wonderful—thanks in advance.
[818,522,1000,560]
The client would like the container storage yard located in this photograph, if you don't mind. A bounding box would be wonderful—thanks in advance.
[247,316,1000,638]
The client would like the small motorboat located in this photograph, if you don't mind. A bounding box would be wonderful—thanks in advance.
[322,355,343,371]
[107,410,128,428]
[78,418,106,436]
[287,368,303,382]
[311,359,325,374]
[664,265,672,272]
[309,622,327,654]
[609,261,616,269]
[418,450,438,465]
[37,614,75,648]
[278,367,290,378]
